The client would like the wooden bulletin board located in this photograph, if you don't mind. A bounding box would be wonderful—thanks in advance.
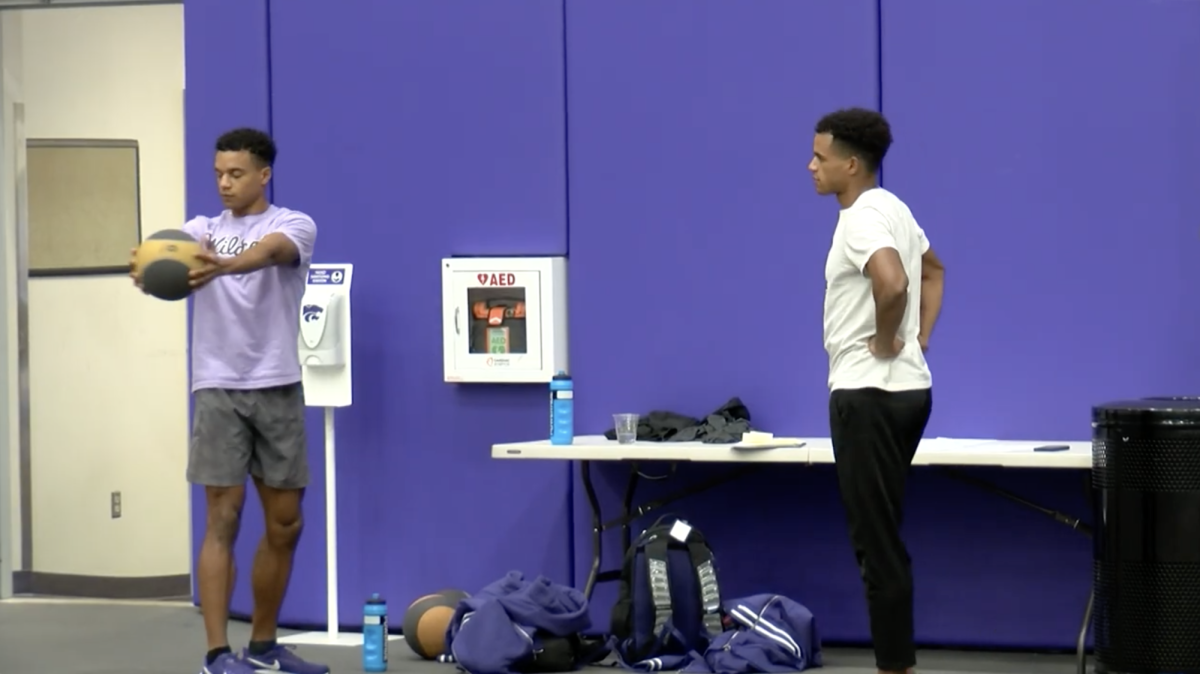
[25,139,142,277]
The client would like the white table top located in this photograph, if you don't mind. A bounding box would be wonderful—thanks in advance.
[492,435,1092,469]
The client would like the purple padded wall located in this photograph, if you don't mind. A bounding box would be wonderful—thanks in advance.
[257,0,572,626]
[882,0,1200,436]
[179,0,1200,651]
[875,0,1200,647]
[563,0,887,643]
[183,0,272,603]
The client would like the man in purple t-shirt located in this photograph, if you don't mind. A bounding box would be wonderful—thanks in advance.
[131,129,326,674]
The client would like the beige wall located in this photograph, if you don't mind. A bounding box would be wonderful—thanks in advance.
[0,9,26,596]
[19,4,190,578]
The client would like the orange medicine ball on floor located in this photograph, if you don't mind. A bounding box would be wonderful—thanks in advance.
[403,589,469,660]
[133,229,205,301]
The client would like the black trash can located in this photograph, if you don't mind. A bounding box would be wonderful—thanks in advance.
[1092,399,1200,673]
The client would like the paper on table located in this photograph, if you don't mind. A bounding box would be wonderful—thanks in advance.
[917,438,996,453]
[732,437,807,451]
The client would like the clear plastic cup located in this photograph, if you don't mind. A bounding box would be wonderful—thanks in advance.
[613,413,639,444]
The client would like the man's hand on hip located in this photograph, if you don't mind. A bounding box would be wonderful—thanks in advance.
[869,334,905,359]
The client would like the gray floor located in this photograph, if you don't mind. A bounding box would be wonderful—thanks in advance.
[0,598,1078,674]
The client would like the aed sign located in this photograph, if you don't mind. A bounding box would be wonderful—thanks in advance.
[477,272,517,287]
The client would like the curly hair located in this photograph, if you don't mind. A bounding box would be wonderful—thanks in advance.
[814,108,892,174]
[215,128,277,167]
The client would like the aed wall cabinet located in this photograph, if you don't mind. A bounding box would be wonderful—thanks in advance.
[441,256,569,384]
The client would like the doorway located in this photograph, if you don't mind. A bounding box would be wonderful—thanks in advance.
[0,0,189,600]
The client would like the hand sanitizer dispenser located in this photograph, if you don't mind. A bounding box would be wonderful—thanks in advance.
[280,263,355,649]
[300,293,345,367]
[298,264,354,409]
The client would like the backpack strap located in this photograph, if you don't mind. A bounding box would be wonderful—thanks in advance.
[684,534,725,638]
[617,529,676,665]
[643,534,675,643]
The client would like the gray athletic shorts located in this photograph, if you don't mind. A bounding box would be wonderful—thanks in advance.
[187,383,309,490]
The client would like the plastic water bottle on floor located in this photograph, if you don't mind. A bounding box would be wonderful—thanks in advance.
[550,371,574,445]
[363,593,388,672]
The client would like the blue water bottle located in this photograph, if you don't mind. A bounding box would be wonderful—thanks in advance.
[550,371,574,445]
[362,593,388,672]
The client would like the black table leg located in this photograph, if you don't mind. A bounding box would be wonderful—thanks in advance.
[937,466,1094,673]
[579,460,643,599]
[1077,471,1093,674]
[1077,587,1094,674]
[621,462,640,553]
[580,460,603,599]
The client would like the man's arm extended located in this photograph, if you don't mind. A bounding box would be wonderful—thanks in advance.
[223,232,301,274]
[190,214,317,288]
[918,247,945,348]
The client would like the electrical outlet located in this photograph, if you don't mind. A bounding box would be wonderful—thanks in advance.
[111,491,122,519]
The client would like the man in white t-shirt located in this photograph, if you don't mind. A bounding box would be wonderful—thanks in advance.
[809,108,946,674]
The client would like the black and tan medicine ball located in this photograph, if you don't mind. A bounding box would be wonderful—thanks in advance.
[403,589,468,660]
[133,229,204,301]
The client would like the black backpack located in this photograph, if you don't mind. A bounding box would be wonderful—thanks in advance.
[609,517,727,666]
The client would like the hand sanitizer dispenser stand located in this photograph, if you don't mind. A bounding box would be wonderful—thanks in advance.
[280,264,372,648]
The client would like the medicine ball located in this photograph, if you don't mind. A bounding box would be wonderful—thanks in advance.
[133,229,204,301]
[403,589,468,660]
[435,588,470,606]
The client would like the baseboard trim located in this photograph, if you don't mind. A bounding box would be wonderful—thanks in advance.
[11,571,191,600]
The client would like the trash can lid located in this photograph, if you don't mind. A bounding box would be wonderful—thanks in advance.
[1093,397,1200,426]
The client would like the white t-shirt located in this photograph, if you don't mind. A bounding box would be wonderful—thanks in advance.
[822,187,932,392]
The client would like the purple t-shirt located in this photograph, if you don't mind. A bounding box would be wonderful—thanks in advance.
[182,205,318,392]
